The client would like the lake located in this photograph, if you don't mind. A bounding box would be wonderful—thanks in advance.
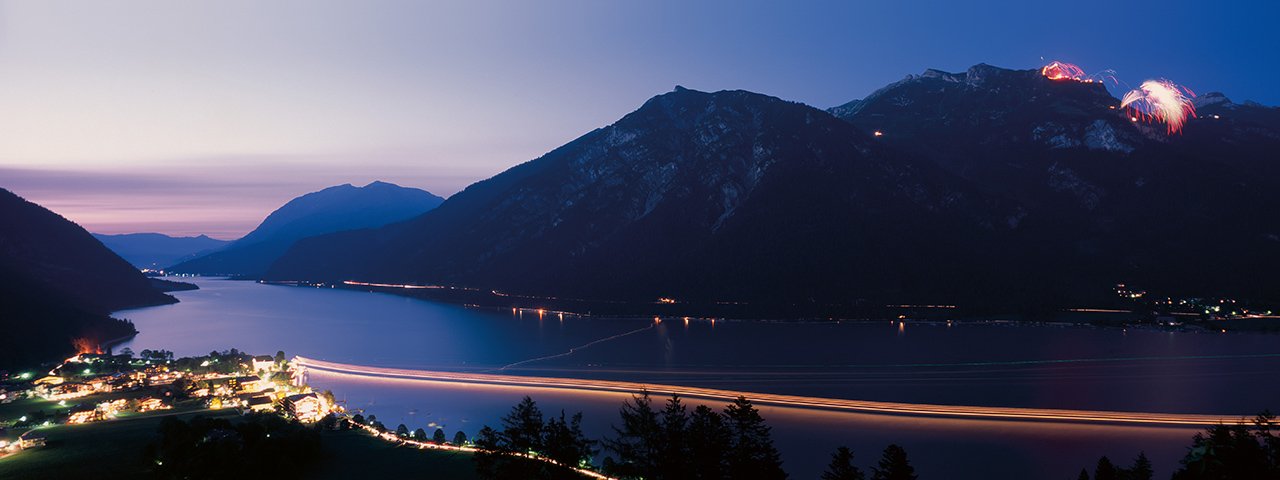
[117,277,1280,479]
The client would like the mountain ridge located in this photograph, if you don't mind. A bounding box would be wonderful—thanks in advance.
[265,63,1280,314]
[170,181,444,276]
[93,232,230,268]
[0,187,176,367]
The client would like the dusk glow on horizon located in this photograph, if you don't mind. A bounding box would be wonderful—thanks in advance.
[2,0,1276,238]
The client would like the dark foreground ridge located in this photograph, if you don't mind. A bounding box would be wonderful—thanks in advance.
[0,187,177,368]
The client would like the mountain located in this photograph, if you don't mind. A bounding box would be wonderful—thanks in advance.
[0,188,177,368]
[828,64,1280,303]
[93,232,230,268]
[266,67,1280,314]
[268,87,1028,307]
[168,181,444,276]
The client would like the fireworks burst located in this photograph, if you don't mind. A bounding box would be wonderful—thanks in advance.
[1121,79,1197,134]
[1040,60,1121,86]
[1041,61,1087,81]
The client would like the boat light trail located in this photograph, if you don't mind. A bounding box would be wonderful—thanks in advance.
[496,324,656,371]
[295,357,1246,427]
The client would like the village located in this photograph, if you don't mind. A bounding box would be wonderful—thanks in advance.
[0,348,334,459]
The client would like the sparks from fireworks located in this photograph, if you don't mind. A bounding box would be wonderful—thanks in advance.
[1121,79,1197,134]
[1041,61,1087,81]
[1040,60,1122,86]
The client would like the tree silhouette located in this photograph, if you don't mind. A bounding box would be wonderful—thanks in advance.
[433,428,448,444]
[603,391,661,479]
[453,430,468,446]
[1094,456,1117,480]
[1172,412,1280,479]
[1128,452,1154,480]
[871,444,916,480]
[724,396,786,480]
[543,410,596,471]
[657,395,691,479]
[687,404,730,480]
[502,396,545,455]
[473,397,591,479]
[822,446,865,480]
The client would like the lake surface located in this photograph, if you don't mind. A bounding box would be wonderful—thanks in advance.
[117,277,1280,479]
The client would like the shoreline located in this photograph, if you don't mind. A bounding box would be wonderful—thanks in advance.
[257,278,1276,335]
[98,333,137,355]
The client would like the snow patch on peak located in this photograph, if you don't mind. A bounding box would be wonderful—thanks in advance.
[1084,120,1134,153]
[1193,92,1234,109]
[921,69,963,83]
[605,128,637,146]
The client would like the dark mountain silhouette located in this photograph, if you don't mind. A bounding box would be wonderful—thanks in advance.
[829,64,1280,303]
[266,65,1280,315]
[268,87,1021,307]
[93,232,230,268]
[169,181,444,276]
[0,188,177,368]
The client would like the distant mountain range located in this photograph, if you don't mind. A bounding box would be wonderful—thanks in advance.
[93,232,229,269]
[168,181,444,276]
[264,64,1280,314]
[0,188,177,368]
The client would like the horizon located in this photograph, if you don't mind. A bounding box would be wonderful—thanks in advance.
[2,0,1277,238]
[4,3,1280,478]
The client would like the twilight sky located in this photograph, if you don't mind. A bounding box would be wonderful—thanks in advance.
[2,0,1277,238]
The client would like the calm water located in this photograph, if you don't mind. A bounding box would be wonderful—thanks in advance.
[117,278,1280,479]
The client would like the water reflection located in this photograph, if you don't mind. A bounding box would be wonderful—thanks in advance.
[115,277,1280,479]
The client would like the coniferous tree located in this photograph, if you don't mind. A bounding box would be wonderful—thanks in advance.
[822,446,865,480]
[501,396,545,455]
[604,391,662,479]
[688,404,730,480]
[1076,468,1090,480]
[658,395,691,479]
[1260,411,1280,467]
[543,410,597,473]
[723,396,786,480]
[871,444,916,480]
[1128,452,1154,480]
[474,398,552,479]
[1094,456,1118,480]
[1172,414,1280,480]
[473,426,507,479]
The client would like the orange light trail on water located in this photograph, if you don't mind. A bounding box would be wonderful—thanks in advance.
[295,357,1245,427]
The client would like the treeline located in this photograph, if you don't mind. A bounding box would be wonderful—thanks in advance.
[1077,412,1280,480]
[144,413,323,479]
[351,412,470,446]
[472,392,917,480]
